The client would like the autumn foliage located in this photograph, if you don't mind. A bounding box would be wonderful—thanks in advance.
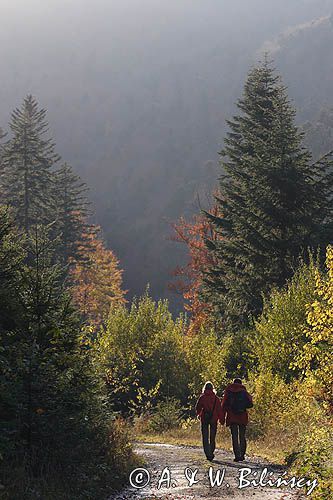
[298,245,333,410]
[170,202,220,333]
[71,227,126,325]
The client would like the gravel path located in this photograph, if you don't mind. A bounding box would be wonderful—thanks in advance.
[110,443,307,500]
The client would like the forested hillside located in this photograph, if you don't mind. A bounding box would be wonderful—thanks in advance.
[262,14,333,158]
[1,12,332,494]
[1,0,333,309]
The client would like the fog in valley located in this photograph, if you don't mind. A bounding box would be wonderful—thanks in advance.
[1,0,333,310]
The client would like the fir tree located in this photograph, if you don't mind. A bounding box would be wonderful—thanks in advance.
[204,61,333,330]
[0,224,107,475]
[0,95,60,232]
[0,126,6,141]
[0,206,24,382]
[54,162,90,264]
[0,216,134,495]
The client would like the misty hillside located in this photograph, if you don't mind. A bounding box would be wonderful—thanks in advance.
[264,14,333,158]
[1,0,333,310]
[264,14,333,122]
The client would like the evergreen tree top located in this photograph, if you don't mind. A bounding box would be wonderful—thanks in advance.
[0,95,60,231]
[203,60,333,331]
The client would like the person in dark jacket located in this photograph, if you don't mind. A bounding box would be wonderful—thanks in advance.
[220,378,253,462]
[195,381,223,461]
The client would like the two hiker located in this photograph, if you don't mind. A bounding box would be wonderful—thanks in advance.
[195,379,253,462]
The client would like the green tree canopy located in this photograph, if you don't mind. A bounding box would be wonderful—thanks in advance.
[253,258,318,381]
[54,162,90,264]
[0,95,60,232]
[204,60,333,330]
[95,292,189,414]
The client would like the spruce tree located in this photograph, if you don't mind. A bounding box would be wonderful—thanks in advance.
[0,126,6,142]
[0,206,24,345]
[204,60,333,330]
[54,162,90,264]
[0,224,108,476]
[0,95,60,232]
[0,216,135,495]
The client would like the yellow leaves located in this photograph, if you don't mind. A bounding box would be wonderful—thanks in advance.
[298,246,333,401]
[71,226,126,326]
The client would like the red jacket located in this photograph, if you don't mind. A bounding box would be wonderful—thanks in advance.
[220,383,253,426]
[195,389,223,424]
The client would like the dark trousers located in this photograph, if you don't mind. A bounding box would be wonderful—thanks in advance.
[230,423,247,459]
[201,422,217,459]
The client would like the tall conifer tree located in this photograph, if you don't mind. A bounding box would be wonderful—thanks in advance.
[54,162,90,264]
[204,61,333,330]
[0,224,108,474]
[0,95,59,231]
[0,206,23,334]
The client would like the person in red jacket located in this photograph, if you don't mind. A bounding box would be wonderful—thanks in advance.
[195,381,223,461]
[220,378,253,462]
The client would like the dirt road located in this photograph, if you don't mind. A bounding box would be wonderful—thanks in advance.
[110,443,307,499]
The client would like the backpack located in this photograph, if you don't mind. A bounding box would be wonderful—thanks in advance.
[202,395,217,424]
[228,390,252,414]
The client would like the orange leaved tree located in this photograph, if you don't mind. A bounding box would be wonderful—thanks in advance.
[71,227,126,325]
[170,202,220,333]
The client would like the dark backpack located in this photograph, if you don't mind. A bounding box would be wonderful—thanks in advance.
[203,396,217,424]
[228,390,252,414]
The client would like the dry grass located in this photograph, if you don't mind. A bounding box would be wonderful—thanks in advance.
[132,419,286,464]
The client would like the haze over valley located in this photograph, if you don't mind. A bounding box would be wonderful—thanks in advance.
[1,0,333,309]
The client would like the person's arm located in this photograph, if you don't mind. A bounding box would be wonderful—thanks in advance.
[216,396,225,425]
[246,392,253,408]
[219,391,228,425]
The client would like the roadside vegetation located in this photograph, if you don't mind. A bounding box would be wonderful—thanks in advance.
[1,62,332,499]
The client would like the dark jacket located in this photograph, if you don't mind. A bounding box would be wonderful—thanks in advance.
[195,388,223,424]
[220,383,253,426]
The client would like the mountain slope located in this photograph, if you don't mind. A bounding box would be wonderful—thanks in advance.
[1,0,333,309]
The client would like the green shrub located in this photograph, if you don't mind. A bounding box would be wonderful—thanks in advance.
[0,418,137,500]
[253,260,318,381]
[96,293,190,414]
[290,423,333,500]
[185,325,227,403]
[247,372,332,498]
[148,398,184,433]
